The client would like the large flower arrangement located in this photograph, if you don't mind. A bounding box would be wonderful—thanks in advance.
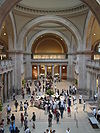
[46,88,54,96]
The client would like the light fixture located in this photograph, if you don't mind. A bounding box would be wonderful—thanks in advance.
[94,33,96,36]
[2,25,4,29]
[48,66,51,69]
[3,33,6,36]
[63,66,65,69]
[34,66,36,69]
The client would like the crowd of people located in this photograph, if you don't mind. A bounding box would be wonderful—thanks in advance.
[0,76,100,133]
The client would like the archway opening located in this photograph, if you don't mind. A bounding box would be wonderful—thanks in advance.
[31,33,68,80]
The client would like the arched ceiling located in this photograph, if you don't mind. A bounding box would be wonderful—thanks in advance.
[32,33,68,54]
[86,14,100,49]
[0,0,100,29]
[19,0,82,10]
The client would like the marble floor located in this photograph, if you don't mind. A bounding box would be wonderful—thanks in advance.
[1,80,100,133]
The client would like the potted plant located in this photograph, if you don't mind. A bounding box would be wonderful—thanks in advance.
[46,88,54,96]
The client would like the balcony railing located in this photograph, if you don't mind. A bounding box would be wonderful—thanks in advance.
[86,59,100,69]
[33,53,68,60]
[0,60,14,73]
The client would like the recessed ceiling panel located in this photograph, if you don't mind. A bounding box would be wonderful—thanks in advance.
[20,0,82,10]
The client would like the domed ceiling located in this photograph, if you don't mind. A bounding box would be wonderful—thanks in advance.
[19,0,83,10]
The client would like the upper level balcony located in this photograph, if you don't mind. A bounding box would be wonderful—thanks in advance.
[33,53,68,60]
[0,60,14,74]
[86,59,100,70]
[31,53,68,64]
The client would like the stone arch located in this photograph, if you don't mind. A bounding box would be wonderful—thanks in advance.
[17,15,82,51]
[27,30,71,54]
[0,0,100,30]
[5,12,17,50]
[83,11,92,50]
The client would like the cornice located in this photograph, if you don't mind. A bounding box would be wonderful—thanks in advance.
[15,3,88,16]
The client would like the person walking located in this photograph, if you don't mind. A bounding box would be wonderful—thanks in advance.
[66,128,70,133]
[14,100,18,112]
[20,113,24,126]
[11,114,15,123]
[83,101,86,111]
[0,119,4,133]
[48,112,53,127]
[25,126,31,133]
[56,110,60,123]
[31,112,36,122]
[24,117,28,131]
[9,121,16,133]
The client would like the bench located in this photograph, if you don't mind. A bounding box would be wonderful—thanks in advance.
[89,117,99,128]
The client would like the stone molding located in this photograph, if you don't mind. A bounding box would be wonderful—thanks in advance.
[7,50,31,55]
[15,3,88,15]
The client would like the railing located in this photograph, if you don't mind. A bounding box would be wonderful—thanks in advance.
[33,53,68,60]
[0,60,14,73]
[86,59,100,69]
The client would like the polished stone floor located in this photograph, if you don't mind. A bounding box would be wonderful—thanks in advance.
[1,80,100,133]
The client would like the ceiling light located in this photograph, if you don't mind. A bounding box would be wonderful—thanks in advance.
[3,33,6,36]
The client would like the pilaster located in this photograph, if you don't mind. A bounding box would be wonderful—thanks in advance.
[37,65,40,80]
[25,54,32,80]
[59,65,62,81]
[45,65,47,78]
[4,73,7,102]
[52,65,54,78]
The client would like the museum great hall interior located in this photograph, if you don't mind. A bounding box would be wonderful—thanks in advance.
[0,0,100,104]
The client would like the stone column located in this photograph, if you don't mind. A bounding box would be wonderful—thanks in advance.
[14,54,22,94]
[98,75,100,94]
[87,71,91,98]
[0,74,3,103]
[97,75,100,108]
[4,73,7,102]
[8,72,11,99]
[59,65,62,81]
[37,65,40,80]
[52,65,54,78]
[78,55,87,90]
[93,73,97,94]
[67,54,74,81]
[25,54,32,80]
[45,65,47,78]
[11,70,14,95]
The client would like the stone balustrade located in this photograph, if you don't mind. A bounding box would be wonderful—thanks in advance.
[0,60,14,74]
[86,60,100,69]
[31,59,68,64]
